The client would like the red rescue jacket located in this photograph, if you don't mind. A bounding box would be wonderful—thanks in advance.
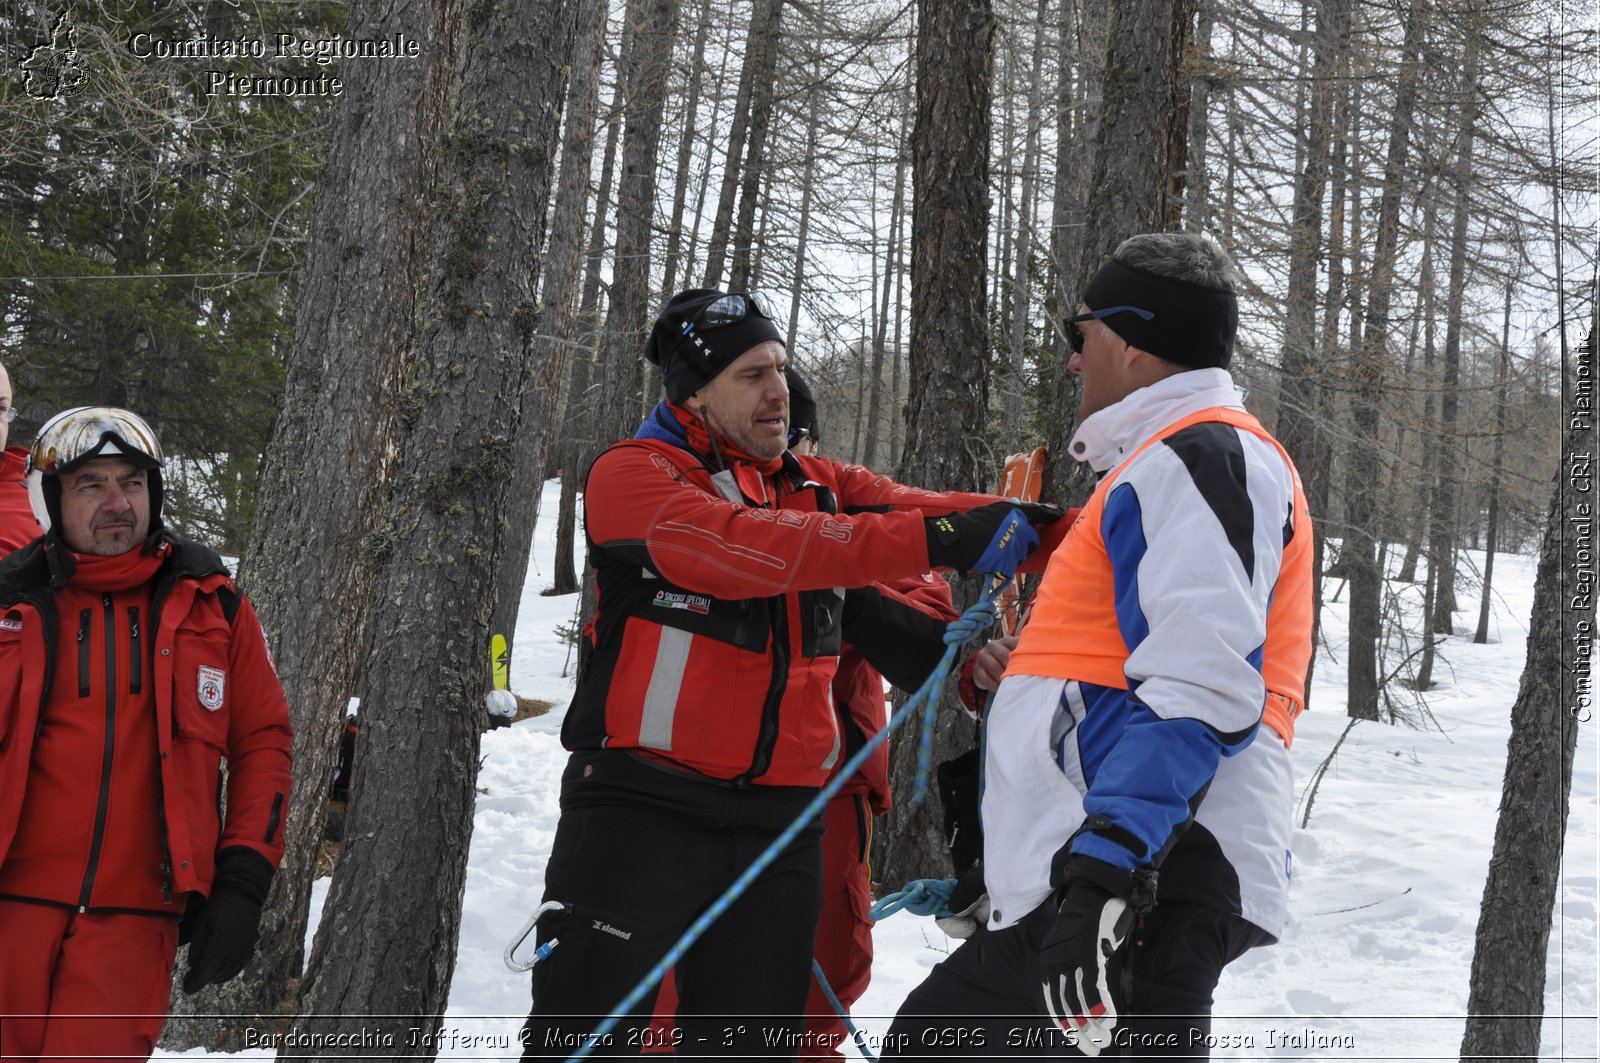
[0,446,39,558]
[0,534,292,908]
[566,405,1027,788]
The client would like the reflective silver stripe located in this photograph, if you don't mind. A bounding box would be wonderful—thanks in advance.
[820,685,842,770]
[638,626,693,750]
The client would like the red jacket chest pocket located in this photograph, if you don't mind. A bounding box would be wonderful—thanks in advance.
[172,611,231,750]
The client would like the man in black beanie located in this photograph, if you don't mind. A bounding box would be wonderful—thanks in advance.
[519,289,1067,1057]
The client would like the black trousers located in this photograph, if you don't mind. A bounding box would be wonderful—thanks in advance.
[521,752,824,1059]
[884,897,1269,1060]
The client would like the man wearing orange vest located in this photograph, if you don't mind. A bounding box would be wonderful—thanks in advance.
[886,233,1313,1059]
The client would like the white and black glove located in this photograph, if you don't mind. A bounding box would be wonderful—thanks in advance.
[935,861,991,940]
[1038,853,1156,1057]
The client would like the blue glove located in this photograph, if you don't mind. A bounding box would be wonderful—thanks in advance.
[924,502,1058,577]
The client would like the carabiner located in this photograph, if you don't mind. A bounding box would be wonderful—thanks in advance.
[504,901,567,972]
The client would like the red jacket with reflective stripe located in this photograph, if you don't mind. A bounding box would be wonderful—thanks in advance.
[567,438,1022,787]
[0,537,293,905]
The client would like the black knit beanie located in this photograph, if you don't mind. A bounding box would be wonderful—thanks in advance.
[643,289,784,403]
[785,366,820,446]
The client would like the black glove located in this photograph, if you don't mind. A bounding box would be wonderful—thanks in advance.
[1039,853,1157,1057]
[182,846,275,994]
[924,502,1062,577]
[935,860,990,940]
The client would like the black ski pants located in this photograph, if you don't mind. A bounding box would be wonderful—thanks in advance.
[521,751,824,1059]
[883,896,1269,1060]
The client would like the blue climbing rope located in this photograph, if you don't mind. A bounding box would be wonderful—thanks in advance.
[811,958,879,1063]
[867,877,957,921]
[563,583,1003,1061]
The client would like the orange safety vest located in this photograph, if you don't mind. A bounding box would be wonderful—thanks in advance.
[1006,406,1313,747]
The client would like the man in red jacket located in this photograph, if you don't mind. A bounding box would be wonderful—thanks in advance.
[0,407,293,1061]
[0,360,41,555]
[519,289,1063,1058]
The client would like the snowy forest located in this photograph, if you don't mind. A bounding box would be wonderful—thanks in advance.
[1,0,1595,1059]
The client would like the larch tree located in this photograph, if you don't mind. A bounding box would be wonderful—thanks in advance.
[1460,322,1593,1061]
[877,0,997,886]
[287,0,581,1051]
[160,0,469,1047]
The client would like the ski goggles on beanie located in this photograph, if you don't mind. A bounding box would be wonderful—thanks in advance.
[643,289,784,403]
[1079,257,1238,369]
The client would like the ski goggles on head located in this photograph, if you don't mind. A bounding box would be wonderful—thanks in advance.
[680,291,779,336]
[1064,305,1156,355]
[27,406,164,477]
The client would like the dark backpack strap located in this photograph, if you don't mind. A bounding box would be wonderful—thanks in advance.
[216,584,241,627]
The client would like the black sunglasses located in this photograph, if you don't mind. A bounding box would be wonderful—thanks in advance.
[1064,305,1155,354]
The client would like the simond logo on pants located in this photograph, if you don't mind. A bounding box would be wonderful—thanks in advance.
[592,920,632,941]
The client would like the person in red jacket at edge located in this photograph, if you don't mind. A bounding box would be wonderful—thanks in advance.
[0,407,293,1062]
[0,360,44,556]
[518,289,1066,1059]
[645,368,959,1060]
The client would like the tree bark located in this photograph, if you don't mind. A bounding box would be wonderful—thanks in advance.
[1274,0,1349,712]
[1344,0,1423,722]
[1045,0,1192,507]
[659,0,715,304]
[876,0,996,888]
[1475,281,1512,645]
[1459,323,1592,1060]
[490,0,605,653]
[727,0,786,291]
[595,0,681,451]
[1429,9,1483,639]
[288,0,578,1053]
[160,0,460,1047]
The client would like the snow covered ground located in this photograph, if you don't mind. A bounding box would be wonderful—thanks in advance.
[159,478,1597,1060]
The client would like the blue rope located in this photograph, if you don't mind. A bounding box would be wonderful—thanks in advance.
[563,583,1003,1061]
[868,878,957,921]
[811,958,879,1063]
[909,600,998,808]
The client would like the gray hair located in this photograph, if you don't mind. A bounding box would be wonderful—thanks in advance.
[1113,232,1243,292]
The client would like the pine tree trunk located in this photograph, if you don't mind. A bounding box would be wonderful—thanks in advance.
[1459,322,1592,1060]
[782,44,823,358]
[595,0,681,450]
[160,0,461,1048]
[1344,0,1423,722]
[1045,0,1191,508]
[1003,0,1049,454]
[287,0,579,1053]
[659,0,715,304]
[1475,282,1513,645]
[727,0,786,291]
[702,0,767,288]
[1429,14,1482,640]
[551,65,626,596]
[1182,0,1214,231]
[489,0,605,654]
[1273,0,1348,711]
[876,0,996,888]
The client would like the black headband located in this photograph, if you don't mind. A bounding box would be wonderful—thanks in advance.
[1081,258,1237,369]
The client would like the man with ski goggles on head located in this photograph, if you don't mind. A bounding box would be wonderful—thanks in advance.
[883,233,1314,1060]
[518,288,1068,1058]
[0,406,292,1061]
